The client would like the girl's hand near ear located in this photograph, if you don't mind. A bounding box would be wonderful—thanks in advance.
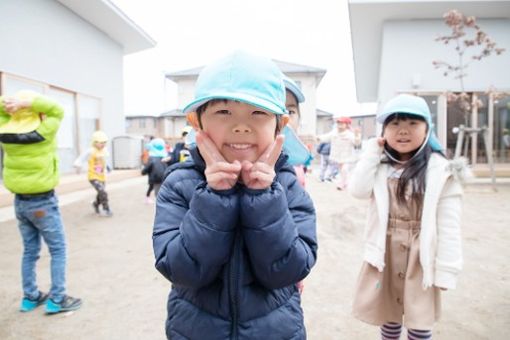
[377,137,386,147]
[241,134,284,190]
[196,131,241,191]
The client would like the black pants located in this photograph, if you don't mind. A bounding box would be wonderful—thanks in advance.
[146,183,154,197]
[89,180,109,210]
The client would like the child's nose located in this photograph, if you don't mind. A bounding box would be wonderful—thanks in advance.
[232,124,251,133]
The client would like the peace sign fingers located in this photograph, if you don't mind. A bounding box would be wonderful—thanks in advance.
[257,134,285,167]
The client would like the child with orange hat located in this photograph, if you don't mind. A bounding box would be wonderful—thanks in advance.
[317,116,361,189]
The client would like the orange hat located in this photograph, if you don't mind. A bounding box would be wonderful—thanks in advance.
[336,117,352,124]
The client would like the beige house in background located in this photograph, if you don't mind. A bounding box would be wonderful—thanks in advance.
[165,59,327,138]
[125,109,187,144]
[126,59,330,146]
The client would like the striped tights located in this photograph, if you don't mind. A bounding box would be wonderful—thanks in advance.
[381,322,432,340]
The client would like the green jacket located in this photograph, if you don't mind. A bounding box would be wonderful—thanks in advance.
[0,95,64,194]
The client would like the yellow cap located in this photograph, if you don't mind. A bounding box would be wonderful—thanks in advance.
[92,130,108,143]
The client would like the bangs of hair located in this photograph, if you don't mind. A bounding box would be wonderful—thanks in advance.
[383,112,426,126]
[195,99,231,115]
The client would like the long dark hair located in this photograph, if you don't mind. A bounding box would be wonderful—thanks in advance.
[383,113,433,206]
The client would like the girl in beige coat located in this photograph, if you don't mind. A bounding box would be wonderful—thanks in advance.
[349,94,463,340]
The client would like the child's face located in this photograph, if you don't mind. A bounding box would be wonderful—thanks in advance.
[199,100,279,163]
[383,117,428,161]
[285,90,300,131]
[94,141,106,150]
[337,122,348,131]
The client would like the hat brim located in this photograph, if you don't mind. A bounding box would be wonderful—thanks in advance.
[183,92,286,115]
[377,109,430,124]
[283,80,305,103]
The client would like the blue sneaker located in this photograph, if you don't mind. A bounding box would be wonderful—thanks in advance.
[45,295,82,314]
[20,291,48,312]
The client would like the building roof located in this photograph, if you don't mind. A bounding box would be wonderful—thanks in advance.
[125,114,160,119]
[316,109,334,117]
[57,0,156,54]
[160,109,185,117]
[166,59,326,83]
[125,109,185,118]
[349,0,510,102]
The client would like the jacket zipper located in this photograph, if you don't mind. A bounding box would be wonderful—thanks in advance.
[229,232,240,339]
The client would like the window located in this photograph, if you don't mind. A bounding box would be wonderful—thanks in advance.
[140,119,146,128]
[77,94,101,154]
[493,94,510,163]
[48,87,77,173]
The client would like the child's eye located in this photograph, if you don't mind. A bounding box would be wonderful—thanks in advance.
[252,111,269,116]
[288,110,297,115]
[215,110,231,115]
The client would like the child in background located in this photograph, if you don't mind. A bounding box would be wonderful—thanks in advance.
[317,116,360,190]
[316,141,332,182]
[74,130,112,217]
[152,51,317,339]
[141,135,154,165]
[141,138,168,203]
[349,94,464,340]
[282,75,313,188]
[167,126,192,166]
[0,90,82,313]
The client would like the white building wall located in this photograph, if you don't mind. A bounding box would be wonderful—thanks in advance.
[0,0,125,144]
[291,75,318,136]
[176,78,197,110]
[378,19,510,106]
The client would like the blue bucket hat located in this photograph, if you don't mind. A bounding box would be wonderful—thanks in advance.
[183,51,287,115]
[378,94,443,152]
[148,138,167,157]
[282,126,313,166]
[283,74,305,103]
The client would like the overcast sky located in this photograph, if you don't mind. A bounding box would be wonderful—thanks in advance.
[112,0,375,117]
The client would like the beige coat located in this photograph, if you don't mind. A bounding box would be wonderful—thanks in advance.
[348,138,463,289]
[318,129,359,163]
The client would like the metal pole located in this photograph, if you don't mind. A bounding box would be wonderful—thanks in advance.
[454,125,465,159]
[482,126,497,191]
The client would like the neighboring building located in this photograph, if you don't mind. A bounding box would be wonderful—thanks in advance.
[316,109,335,135]
[165,60,327,138]
[0,0,155,175]
[351,114,377,140]
[349,0,510,172]
[126,109,188,145]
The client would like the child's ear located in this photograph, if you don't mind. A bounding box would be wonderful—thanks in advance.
[186,112,200,129]
[279,114,290,130]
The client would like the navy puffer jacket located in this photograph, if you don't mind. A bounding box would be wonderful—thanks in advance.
[153,147,317,339]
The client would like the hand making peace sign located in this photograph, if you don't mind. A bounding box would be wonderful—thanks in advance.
[196,131,285,191]
[240,134,284,190]
[196,131,241,191]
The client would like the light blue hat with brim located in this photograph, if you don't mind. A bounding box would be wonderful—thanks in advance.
[183,51,287,115]
[378,94,443,152]
[283,74,305,103]
[148,138,167,158]
[282,126,313,166]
